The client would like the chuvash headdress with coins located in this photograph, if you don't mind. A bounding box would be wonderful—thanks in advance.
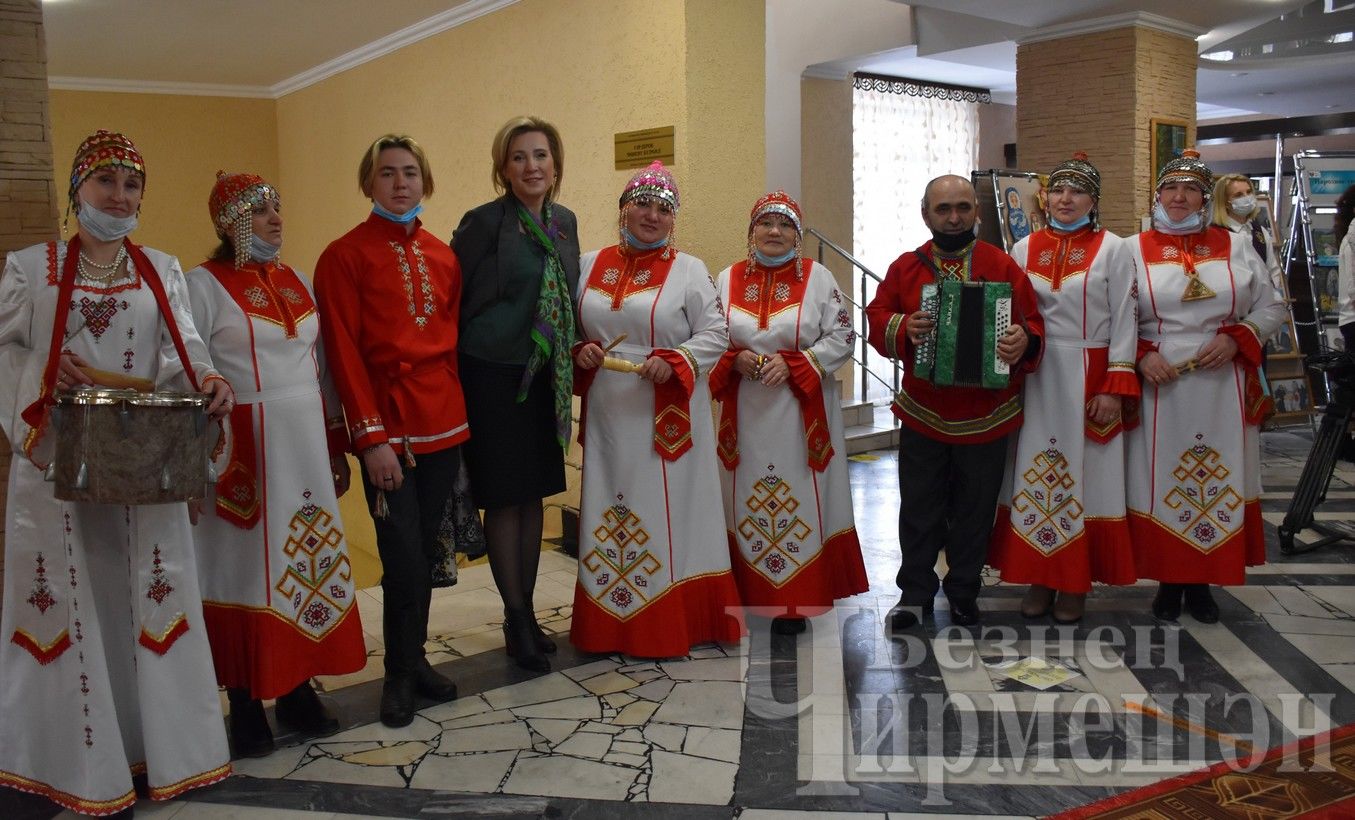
[746,189,804,277]
[66,129,145,231]
[1045,151,1102,230]
[209,171,281,269]
[618,161,680,258]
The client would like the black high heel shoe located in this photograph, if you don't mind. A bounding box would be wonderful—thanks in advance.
[504,608,550,672]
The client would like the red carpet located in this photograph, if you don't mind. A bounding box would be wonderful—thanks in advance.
[1047,723,1355,819]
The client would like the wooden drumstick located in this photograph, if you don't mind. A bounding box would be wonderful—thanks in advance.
[602,333,627,353]
[81,367,155,393]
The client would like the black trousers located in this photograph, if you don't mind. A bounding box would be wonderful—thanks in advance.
[359,446,459,678]
[895,425,1009,606]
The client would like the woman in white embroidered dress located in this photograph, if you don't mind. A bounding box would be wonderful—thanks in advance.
[187,172,366,759]
[1128,149,1285,624]
[988,153,1139,624]
[710,191,867,635]
[570,161,742,657]
[0,130,234,817]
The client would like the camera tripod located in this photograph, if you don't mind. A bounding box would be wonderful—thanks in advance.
[1278,351,1355,554]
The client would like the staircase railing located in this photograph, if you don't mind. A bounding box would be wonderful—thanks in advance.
[805,227,901,411]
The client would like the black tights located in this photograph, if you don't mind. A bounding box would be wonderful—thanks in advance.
[484,502,544,613]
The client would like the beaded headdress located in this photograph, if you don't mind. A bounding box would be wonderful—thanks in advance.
[749,189,802,235]
[1156,148,1213,194]
[747,189,804,276]
[619,161,680,212]
[209,171,280,269]
[618,161,680,257]
[67,130,144,224]
[1047,151,1101,199]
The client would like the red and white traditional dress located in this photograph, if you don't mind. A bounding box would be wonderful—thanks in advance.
[0,240,230,815]
[709,258,867,614]
[989,227,1139,592]
[186,258,366,699]
[570,246,742,657]
[1126,226,1285,584]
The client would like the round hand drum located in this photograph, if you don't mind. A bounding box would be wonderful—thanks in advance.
[49,388,214,504]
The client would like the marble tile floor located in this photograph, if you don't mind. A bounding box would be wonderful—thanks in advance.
[9,427,1355,819]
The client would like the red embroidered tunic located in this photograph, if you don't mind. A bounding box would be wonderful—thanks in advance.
[314,214,468,455]
[865,240,1044,444]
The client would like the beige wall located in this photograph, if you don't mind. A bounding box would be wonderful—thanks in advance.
[49,91,279,266]
[45,0,766,581]
[1,0,61,597]
[275,0,762,280]
[1017,25,1196,236]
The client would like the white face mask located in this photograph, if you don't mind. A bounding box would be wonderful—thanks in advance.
[1229,194,1257,216]
[76,202,138,241]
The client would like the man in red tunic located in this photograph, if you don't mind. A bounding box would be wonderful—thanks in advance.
[314,135,467,727]
[866,175,1043,629]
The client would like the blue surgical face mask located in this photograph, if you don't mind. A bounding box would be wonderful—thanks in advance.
[249,234,281,262]
[1152,201,1206,235]
[372,202,422,224]
[77,202,138,241]
[1049,214,1091,232]
[754,248,797,267]
[621,227,669,250]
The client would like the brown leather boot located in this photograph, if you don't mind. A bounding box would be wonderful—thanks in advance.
[1020,584,1056,618]
[1052,592,1086,624]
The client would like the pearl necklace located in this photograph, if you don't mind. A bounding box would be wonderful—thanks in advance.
[77,243,129,284]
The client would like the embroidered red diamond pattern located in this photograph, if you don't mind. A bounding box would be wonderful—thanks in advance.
[26,553,56,614]
[145,545,174,604]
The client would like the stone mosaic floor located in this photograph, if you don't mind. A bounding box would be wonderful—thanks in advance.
[8,427,1355,819]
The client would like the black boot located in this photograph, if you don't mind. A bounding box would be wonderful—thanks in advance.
[414,660,458,702]
[1152,583,1184,620]
[227,687,275,758]
[1183,584,1220,623]
[526,605,557,655]
[275,680,340,739]
[504,608,550,672]
[379,676,416,728]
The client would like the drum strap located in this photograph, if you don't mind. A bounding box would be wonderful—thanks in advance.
[22,239,203,444]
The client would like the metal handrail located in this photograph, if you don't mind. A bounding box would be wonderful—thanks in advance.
[805,227,900,408]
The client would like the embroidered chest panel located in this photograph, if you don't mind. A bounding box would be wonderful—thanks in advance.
[206,260,315,339]
[587,247,675,310]
[728,260,808,330]
[388,239,436,330]
[1024,228,1105,292]
[1139,230,1231,270]
[46,242,143,296]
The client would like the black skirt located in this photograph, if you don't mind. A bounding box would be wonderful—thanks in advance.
[459,353,566,509]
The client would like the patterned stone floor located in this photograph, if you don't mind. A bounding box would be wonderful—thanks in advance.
[8,426,1355,819]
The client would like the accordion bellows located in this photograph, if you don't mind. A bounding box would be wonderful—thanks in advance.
[913,280,1012,389]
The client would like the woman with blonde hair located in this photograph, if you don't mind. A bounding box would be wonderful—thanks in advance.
[451,116,580,672]
[1211,173,1282,293]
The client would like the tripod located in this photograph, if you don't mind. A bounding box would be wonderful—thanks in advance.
[1278,351,1355,554]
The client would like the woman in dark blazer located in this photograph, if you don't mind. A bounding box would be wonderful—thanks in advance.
[451,116,580,672]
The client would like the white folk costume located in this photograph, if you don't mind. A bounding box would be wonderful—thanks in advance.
[0,240,230,815]
[989,222,1139,592]
[709,193,867,615]
[1127,224,1284,583]
[571,244,742,656]
[186,254,365,698]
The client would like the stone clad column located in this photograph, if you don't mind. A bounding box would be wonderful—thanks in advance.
[1016,14,1200,236]
[0,0,60,594]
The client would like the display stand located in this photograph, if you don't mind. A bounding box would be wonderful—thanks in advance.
[1281,150,1355,409]
[973,170,1043,253]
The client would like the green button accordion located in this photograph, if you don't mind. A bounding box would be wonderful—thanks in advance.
[913,279,1012,389]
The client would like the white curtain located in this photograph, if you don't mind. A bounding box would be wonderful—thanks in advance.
[853,78,980,402]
